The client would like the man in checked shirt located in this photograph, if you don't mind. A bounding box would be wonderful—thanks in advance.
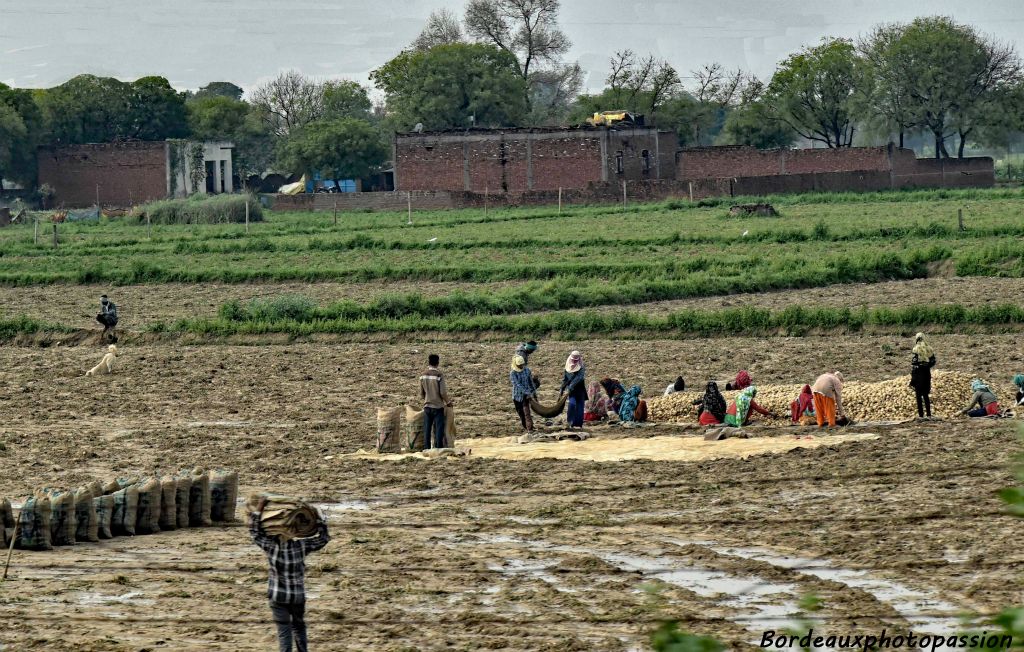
[250,497,331,652]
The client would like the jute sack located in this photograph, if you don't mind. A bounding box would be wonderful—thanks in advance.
[93,493,114,539]
[249,494,320,541]
[42,489,76,546]
[158,476,177,531]
[444,406,457,447]
[102,479,121,495]
[16,496,52,550]
[135,477,162,535]
[209,470,239,523]
[74,485,99,543]
[111,484,139,536]
[530,395,567,418]
[175,476,192,529]
[405,405,425,451]
[188,469,212,527]
[376,407,402,453]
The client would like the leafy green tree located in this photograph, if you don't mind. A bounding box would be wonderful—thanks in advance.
[277,118,388,188]
[192,82,244,101]
[858,24,919,148]
[765,39,866,148]
[883,16,1023,158]
[126,76,189,140]
[322,80,373,121]
[0,83,45,188]
[371,43,527,130]
[717,102,795,149]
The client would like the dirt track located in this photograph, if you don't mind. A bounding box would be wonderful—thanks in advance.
[0,337,1021,650]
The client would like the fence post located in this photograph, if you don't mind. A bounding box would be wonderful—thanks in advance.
[407,191,412,225]
[558,187,562,215]
[484,186,488,217]
[52,223,58,249]
[333,199,338,226]
[688,181,694,202]
[622,180,627,208]
[33,218,39,245]
[958,208,965,232]
[147,212,152,239]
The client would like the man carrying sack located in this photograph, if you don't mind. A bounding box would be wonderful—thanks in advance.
[249,495,330,652]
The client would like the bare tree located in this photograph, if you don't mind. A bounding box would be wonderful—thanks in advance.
[248,71,324,137]
[528,62,583,125]
[605,49,680,117]
[691,63,746,106]
[412,9,465,51]
[464,0,572,115]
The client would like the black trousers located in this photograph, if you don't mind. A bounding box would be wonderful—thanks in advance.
[915,390,931,417]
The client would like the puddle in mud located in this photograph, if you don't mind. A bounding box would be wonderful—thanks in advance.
[312,500,372,514]
[487,558,576,593]
[185,420,295,428]
[667,539,967,636]
[76,591,153,606]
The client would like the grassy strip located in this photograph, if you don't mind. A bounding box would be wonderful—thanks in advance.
[214,248,944,321]
[0,316,72,339]
[159,303,1024,337]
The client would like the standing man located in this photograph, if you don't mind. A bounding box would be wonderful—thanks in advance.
[249,497,330,652]
[420,353,452,449]
[96,294,118,341]
[811,371,846,428]
[515,341,540,390]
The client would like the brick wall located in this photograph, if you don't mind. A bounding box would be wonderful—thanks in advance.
[37,142,169,208]
[270,191,455,212]
[395,128,671,193]
[892,156,995,189]
[676,145,894,179]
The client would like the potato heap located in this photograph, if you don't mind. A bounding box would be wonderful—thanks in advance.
[648,371,1005,424]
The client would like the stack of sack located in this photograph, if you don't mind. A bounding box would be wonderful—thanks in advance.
[247,494,321,541]
[2,468,239,551]
[376,405,457,453]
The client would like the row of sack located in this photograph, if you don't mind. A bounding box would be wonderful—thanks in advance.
[0,468,239,551]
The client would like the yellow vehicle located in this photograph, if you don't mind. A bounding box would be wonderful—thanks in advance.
[586,111,645,127]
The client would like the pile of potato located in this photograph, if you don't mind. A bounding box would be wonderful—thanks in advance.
[648,371,1008,424]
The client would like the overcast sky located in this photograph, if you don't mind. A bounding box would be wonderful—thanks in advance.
[2,0,1022,96]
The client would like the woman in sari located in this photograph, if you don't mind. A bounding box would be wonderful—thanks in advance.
[724,386,776,427]
[790,385,816,425]
[583,382,610,422]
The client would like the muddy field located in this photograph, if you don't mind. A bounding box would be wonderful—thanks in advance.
[2,277,1023,329]
[0,335,1021,650]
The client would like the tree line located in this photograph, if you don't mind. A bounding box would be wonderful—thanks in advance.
[1,1,1021,192]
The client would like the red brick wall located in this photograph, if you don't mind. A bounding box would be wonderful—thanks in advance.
[527,135,603,191]
[676,145,895,179]
[37,142,168,208]
[394,139,465,192]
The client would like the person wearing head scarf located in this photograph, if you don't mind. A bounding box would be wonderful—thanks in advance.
[961,379,1000,417]
[618,385,644,422]
[600,377,626,413]
[663,376,686,396]
[724,386,775,427]
[909,332,937,418]
[790,385,816,424]
[693,381,727,425]
[509,355,536,432]
[559,351,588,429]
[515,341,541,390]
[1013,374,1024,406]
[811,371,846,427]
[584,381,610,422]
[725,370,752,392]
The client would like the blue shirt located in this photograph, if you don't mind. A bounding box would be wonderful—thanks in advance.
[510,367,535,402]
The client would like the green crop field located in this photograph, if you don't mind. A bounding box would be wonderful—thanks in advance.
[2,187,1023,338]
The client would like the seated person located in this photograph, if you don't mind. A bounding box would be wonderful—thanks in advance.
[724,386,777,426]
[961,379,1000,417]
[693,381,727,425]
[790,384,816,425]
[600,377,626,414]
[725,370,752,391]
[1014,374,1024,406]
[663,376,686,396]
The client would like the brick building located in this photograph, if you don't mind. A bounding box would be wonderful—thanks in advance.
[37,140,234,208]
[394,127,677,192]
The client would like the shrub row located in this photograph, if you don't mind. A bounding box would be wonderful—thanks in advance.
[134,194,263,225]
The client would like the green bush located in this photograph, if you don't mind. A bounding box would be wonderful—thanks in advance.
[135,194,263,225]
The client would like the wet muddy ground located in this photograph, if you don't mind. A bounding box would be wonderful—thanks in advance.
[0,337,1021,650]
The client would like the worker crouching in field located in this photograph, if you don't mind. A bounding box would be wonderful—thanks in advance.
[560,351,587,430]
[600,377,626,414]
[249,497,330,652]
[724,386,776,427]
[509,355,535,433]
[725,370,752,391]
[584,382,610,423]
[790,385,816,425]
[910,332,937,418]
[663,376,685,396]
[695,381,727,425]
[421,354,452,448]
[1013,374,1024,406]
[961,379,1001,417]
[812,371,846,427]
[96,294,118,341]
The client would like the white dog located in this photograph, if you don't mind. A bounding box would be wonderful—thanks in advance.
[86,345,118,376]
